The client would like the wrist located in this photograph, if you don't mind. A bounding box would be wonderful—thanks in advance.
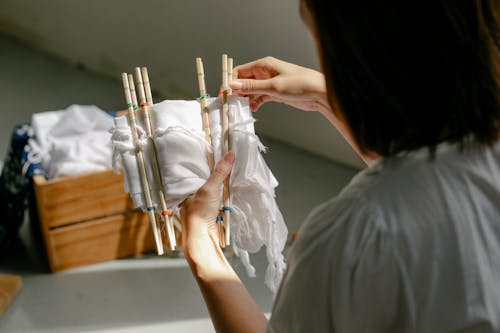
[316,93,332,115]
[308,70,331,114]
[184,231,236,283]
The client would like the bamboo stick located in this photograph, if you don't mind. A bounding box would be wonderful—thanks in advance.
[221,54,231,247]
[121,73,164,255]
[196,57,225,248]
[134,67,177,251]
[195,58,215,172]
[128,73,171,251]
[227,57,233,95]
[141,67,179,242]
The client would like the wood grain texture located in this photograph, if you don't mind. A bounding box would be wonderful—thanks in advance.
[47,211,155,272]
[0,274,22,317]
[33,169,134,228]
[33,169,156,272]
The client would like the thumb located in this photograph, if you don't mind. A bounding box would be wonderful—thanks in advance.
[203,152,235,191]
[230,78,275,95]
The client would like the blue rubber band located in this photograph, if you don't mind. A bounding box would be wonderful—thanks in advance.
[216,215,224,222]
[222,206,232,212]
[146,206,155,212]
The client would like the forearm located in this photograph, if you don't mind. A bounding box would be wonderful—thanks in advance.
[185,232,267,333]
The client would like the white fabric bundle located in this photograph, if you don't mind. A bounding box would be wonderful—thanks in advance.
[30,105,114,178]
[111,96,287,292]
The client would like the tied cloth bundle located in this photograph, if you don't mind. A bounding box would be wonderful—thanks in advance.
[110,55,287,293]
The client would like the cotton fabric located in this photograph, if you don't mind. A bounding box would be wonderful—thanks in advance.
[30,105,114,178]
[268,141,500,332]
[111,96,287,292]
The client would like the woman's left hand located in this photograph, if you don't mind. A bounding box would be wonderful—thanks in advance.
[180,151,266,333]
[180,152,235,265]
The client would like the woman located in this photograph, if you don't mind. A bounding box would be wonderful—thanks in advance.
[181,0,500,331]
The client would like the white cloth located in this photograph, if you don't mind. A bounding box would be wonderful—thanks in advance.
[268,140,500,333]
[111,96,287,292]
[30,105,114,178]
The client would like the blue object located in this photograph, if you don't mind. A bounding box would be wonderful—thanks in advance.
[0,124,46,249]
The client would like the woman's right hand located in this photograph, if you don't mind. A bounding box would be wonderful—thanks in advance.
[230,57,331,114]
[231,57,377,165]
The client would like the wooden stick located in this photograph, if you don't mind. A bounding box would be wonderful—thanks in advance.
[218,215,226,248]
[221,54,231,247]
[196,57,225,247]
[128,74,139,108]
[227,57,233,95]
[134,67,177,251]
[121,73,164,255]
[222,54,229,91]
[128,73,172,251]
[195,58,215,171]
[141,67,179,245]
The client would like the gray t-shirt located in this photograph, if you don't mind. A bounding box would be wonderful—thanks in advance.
[268,141,500,332]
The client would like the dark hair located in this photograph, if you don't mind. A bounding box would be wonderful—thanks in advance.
[304,0,500,157]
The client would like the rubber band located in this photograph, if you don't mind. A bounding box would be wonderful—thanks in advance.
[216,215,224,222]
[126,103,134,108]
[161,210,173,217]
[146,206,155,212]
[222,206,232,212]
[140,102,148,107]
[198,93,209,100]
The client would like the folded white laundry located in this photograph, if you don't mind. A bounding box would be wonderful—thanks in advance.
[30,105,114,179]
[111,96,287,293]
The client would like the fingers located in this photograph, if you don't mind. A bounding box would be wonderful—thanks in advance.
[249,95,273,111]
[230,57,287,97]
[230,78,276,95]
[233,56,282,79]
[200,152,235,193]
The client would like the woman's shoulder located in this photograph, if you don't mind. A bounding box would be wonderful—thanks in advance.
[272,141,500,332]
[292,139,500,264]
[272,170,403,332]
[289,164,386,266]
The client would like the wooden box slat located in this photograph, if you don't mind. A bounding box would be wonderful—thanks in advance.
[33,169,155,272]
[47,211,155,272]
[34,169,134,228]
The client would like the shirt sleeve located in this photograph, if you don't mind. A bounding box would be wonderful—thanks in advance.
[267,195,405,333]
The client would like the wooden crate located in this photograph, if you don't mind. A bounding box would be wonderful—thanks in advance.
[33,169,156,272]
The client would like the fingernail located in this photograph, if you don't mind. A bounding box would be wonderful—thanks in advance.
[224,151,235,164]
[230,80,243,90]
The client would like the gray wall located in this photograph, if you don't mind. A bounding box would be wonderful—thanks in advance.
[0,0,364,169]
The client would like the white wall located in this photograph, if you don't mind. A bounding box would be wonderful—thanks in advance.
[0,0,364,169]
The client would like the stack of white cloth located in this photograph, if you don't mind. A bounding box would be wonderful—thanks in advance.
[30,105,114,178]
[110,96,287,292]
